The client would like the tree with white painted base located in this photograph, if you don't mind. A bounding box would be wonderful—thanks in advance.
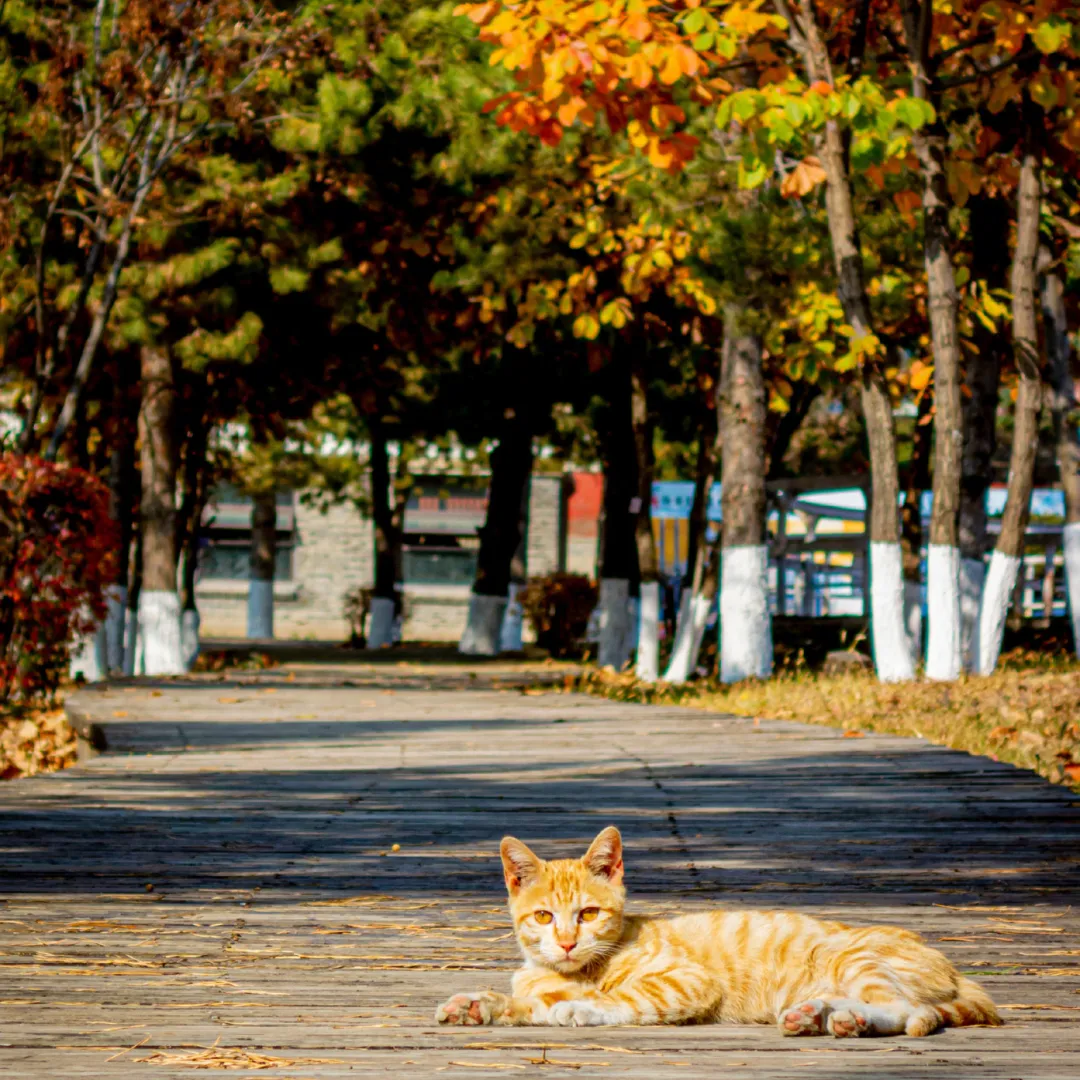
[104,354,138,671]
[1043,257,1080,654]
[902,1,965,681]
[664,362,720,685]
[719,312,772,684]
[595,366,638,673]
[459,407,533,657]
[975,142,1042,675]
[136,344,185,676]
[247,490,276,640]
[790,6,912,683]
[630,355,660,682]
[958,196,1009,669]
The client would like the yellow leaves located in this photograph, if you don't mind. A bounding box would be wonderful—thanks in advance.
[625,52,653,88]
[658,44,700,86]
[780,156,826,198]
[573,312,601,339]
[909,359,934,393]
[1029,70,1064,110]
[622,13,654,42]
[600,298,632,328]
[769,390,791,413]
[456,2,496,25]
[723,1,788,37]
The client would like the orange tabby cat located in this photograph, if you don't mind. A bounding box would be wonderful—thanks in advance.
[435,827,1000,1036]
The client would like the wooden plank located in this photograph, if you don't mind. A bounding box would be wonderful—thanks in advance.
[1,658,1078,1078]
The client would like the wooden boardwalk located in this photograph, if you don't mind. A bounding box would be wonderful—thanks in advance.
[2,652,1079,1078]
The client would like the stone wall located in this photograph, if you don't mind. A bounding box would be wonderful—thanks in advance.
[198,499,373,640]
[526,474,565,577]
[199,473,577,643]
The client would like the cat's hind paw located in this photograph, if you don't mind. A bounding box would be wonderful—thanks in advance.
[827,1004,870,1038]
[435,990,508,1026]
[779,999,829,1037]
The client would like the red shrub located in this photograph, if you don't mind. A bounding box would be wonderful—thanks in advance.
[0,455,118,703]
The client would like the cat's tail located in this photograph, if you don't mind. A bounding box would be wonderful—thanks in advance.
[935,977,1002,1028]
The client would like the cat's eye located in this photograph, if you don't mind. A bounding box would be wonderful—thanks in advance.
[534,910,553,924]
[579,907,600,923]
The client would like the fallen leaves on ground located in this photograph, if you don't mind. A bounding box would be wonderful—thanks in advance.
[575,657,1080,790]
[1,707,78,779]
[134,1041,344,1069]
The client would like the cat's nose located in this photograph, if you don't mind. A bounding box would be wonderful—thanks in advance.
[559,942,576,956]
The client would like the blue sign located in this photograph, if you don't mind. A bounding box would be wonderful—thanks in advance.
[652,481,723,521]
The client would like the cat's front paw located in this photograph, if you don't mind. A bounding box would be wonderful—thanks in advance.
[548,1000,612,1027]
[435,990,508,1026]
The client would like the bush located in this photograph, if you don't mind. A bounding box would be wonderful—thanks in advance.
[0,455,117,704]
[519,572,598,658]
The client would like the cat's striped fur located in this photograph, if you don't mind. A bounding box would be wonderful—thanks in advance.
[435,827,1000,1036]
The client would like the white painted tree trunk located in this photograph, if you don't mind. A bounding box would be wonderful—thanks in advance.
[720,545,772,683]
[596,578,633,671]
[868,542,915,682]
[670,590,692,655]
[123,604,138,676]
[247,579,274,639]
[974,550,1022,676]
[499,583,525,653]
[181,609,201,671]
[69,614,107,683]
[958,556,985,672]
[924,545,962,681]
[368,596,396,649]
[903,579,923,669]
[138,590,185,676]
[634,580,661,682]
[459,594,507,656]
[663,592,711,683]
[1065,522,1080,655]
[105,584,127,672]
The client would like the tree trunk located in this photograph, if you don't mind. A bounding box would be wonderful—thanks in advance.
[796,0,911,681]
[178,416,209,670]
[903,0,964,681]
[105,356,138,672]
[899,387,932,663]
[959,195,1009,668]
[123,514,142,676]
[665,373,720,683]
[247,490,277,640]
[498,483,530,653]
[630,354,660,681]
[459,405,533,656]
[368,416,398,649]
[976,147,1042,674]
[595,364,638,671]
[137,344,184,675]
[719,308,771,683]
[1043,259,1080,652]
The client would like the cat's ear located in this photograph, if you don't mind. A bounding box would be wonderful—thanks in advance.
[583,826,624,885]
[501,836,541,895]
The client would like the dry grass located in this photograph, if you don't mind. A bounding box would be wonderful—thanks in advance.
[575,650,1080,790]
[134,1040,343,1069]
[0,706,78,780]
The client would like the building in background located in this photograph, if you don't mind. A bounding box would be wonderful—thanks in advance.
[196,473,570,641]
